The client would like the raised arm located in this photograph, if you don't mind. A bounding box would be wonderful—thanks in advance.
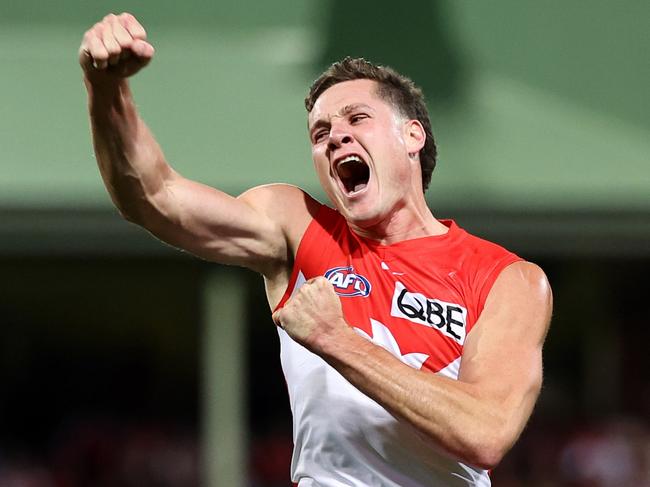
[79,13,313,276]
[273,261,552,469]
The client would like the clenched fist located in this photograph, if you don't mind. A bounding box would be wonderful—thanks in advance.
[79,13,154,83]
[272,276,352,352]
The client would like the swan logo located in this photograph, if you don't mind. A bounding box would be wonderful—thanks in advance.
[354,319,429,370]
[324,266,372,297]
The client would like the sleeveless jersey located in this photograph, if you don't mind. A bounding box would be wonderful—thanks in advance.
[275,205,522,487]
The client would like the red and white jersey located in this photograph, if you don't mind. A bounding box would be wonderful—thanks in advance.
[275,205,521,487]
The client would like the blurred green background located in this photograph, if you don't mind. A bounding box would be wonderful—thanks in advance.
[1,1,648,486]
[1,0,648,210]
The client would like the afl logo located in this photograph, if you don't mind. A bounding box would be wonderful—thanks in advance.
[324,266,372,297]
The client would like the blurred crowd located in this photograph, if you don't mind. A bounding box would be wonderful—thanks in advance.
[493,415,650,487]
[0,419,199,487]
[0,415,648,487]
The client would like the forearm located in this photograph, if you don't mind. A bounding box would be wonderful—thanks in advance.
[85,78,174,223]
[316,327,524,469]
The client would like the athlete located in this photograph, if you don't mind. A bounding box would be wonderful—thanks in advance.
[80,13,552,486]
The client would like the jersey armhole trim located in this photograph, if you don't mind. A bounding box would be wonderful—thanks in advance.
[273,203,327,312]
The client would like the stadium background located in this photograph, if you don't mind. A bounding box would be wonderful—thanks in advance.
[1,1,648,485]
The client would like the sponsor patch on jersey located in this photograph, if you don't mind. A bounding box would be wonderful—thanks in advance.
[390,281,467,344]
[324,266,372,297]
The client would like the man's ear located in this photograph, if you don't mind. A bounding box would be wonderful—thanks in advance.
[404,119,426,156]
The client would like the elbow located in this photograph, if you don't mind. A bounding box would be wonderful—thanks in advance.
[112,185,172,229]
[113,198,147,225]
[107,166,177,227]
[462,430,513,470]
[419,423,512,470]
[104,181,150,225]
[466,443,506,470]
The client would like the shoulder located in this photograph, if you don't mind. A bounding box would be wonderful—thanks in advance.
[483,261,553,339]
[491,261,551,297]
[238,182,316,206]
[489,261,552,308]
[238,183,322,251]
[453,222,518,260]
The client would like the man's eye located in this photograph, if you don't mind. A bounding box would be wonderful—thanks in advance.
[350,114,368,123]
[313,131,327,142]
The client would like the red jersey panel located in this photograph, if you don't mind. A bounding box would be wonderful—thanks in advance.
[277,204,521,376]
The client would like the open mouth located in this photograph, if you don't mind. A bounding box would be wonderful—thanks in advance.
[336,155,370,194]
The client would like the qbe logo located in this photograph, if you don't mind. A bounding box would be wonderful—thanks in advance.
[390,281,467,344]
[324,266,372,297]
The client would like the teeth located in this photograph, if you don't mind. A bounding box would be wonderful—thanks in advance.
[338,155,362,165]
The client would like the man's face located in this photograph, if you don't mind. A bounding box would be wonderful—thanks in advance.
[308,79,424,230]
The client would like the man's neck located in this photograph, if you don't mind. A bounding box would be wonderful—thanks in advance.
[348,201,448,246]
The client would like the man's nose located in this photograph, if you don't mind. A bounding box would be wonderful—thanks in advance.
[327,127,353,152]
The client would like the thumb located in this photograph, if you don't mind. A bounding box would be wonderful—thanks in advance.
[116,39,154,75]
[130,39,155,60]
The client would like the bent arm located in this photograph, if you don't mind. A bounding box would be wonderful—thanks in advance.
[298,261,552,469]
[80,14,314,275]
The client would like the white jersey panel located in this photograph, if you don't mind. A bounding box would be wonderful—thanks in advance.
[278,272,491,487]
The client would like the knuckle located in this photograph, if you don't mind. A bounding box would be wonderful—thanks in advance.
[121,12,138,26]
[105,43,120,54]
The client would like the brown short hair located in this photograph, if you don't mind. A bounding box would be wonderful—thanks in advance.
[305,57,437,192]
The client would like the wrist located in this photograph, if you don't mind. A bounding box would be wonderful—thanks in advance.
[84,76,131,113]
[313,321,369,361]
